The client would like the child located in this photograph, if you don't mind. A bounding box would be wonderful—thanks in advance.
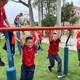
[14,13,23,27]
[48,31,63,78]
[14,13,23,55]
[37,31,43,51]
[0,7,11,66]
[19,32,38,80]
[76,31,80,66]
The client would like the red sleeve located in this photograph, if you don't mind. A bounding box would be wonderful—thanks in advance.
[58,38,61,43]
[3,8,7,20]
[76,32,80,39]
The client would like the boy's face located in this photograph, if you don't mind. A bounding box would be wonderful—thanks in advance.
[53,34,58,41]
[26,39,34,48]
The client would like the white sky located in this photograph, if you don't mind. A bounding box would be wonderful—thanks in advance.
[4,0,80,24]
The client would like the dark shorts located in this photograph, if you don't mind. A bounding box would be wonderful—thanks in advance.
[20,64,35,80]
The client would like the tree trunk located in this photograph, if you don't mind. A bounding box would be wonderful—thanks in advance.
[47,0,51,14]
[38,0,43,26]
[63,22,65,26]
[28,0,34,26]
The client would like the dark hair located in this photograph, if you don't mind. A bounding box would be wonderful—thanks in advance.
[20,13,23,16]
[26,36,33,42]
[53,32,57,35]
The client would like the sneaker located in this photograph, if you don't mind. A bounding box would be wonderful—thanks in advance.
[58,74,64,78]
[48,66,52,72]
[0,60,5,66]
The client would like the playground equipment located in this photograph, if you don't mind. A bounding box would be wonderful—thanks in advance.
[64,30,72,75]
[0,26,80,80]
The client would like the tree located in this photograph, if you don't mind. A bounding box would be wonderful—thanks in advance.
[33,0,56,26]
[11,0,34,26]
[69,16,79,25]
[61,2,75,26]
[41,13,57,26]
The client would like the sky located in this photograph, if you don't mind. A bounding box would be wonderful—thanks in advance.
[4,0,80,24]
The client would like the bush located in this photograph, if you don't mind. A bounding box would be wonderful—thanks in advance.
[41,13,57,27]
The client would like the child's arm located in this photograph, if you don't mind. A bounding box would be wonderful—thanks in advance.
[15,32,24,46]
[34,31,39,46]
[49,31,53,41]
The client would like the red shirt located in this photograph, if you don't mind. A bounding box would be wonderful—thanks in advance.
[38,31,42,40]
[32,33,36,42]
[11,33,15,44]
[14,15,19,23]
[0,7,7,27]
[22,44,36,66]
[48,38,60,54]
[76,32,80,49]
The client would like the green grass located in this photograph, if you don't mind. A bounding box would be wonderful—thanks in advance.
[0,40,80,80]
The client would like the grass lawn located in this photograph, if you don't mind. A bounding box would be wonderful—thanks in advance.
[0,40,80,80]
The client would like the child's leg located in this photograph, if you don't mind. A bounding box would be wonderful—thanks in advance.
[27,65,35,80]
[55,54,62,75]
[77,49,80,61]
[11,44,15,55]
[48,53,55,68]
[20,64,28,80]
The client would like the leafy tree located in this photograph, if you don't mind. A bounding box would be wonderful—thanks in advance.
[61,2,75,26]
[69,16,79,25]
[41,13,57,26]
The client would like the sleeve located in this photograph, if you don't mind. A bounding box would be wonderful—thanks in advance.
[3,8,7,20]
[76,32,80,39]
[58,38,61,43]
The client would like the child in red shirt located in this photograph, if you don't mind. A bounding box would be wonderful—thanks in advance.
[76,31,80,66]
[37,31,43,50]
[19,32,38,80]
[48,31,63,78]
[0,7,11,66]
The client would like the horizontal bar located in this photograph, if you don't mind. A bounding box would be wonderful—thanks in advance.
[0,26,80,31]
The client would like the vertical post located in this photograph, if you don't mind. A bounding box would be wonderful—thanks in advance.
[57,0,61,36]
[64,30,71,75]
[57,0,61,26]
[16,31,22,55]
[64,46,68,75]
[5,31,17,80]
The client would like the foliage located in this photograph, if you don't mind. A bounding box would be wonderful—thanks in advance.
[61,2,75,25]
[41,13,57,26]
[34,22,38,26]
[69,16,79,25]
[20,19,30,25]
[33,0,56,14]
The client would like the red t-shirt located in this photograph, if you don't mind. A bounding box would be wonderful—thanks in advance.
[22,44,36,66]
[14,15,19,23]
[32,33,36,42]
[0,7,7,27]
[76,32,80,49]
[38,31,42,40]
[11,33,15,44]
[48,38,60,54]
